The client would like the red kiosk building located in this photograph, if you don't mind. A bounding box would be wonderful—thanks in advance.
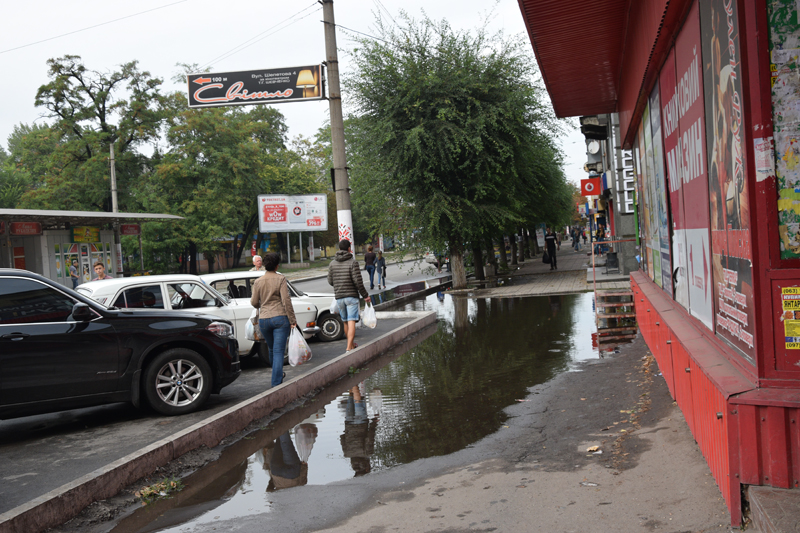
[520,0,800,524]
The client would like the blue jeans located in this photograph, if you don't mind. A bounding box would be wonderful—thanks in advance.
[376,268,383,287]
[259,315,291,387]
[366,265,375,288]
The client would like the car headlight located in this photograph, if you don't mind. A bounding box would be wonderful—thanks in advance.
[207,321,234,338]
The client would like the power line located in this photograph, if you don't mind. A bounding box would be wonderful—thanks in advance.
[334,24,391,46]
[0,0,189,55]
[372,0,398,27]
[200,3,321,70]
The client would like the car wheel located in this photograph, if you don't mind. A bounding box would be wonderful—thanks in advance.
[144,349,212,416]
[317,312,344,342]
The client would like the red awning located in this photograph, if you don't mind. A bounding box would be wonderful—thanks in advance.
[518,0,630,118]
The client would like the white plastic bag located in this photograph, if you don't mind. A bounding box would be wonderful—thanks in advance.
[294,423,318,463]
[245,320,256,341]
[362,302,377,329]
[329,298,339,315]
[288,327,312,367]
[248,308,262,341]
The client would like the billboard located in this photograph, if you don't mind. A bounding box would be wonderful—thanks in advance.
[649,85,673,297]
[188,65,324,109]
[700,0,755,361]
[258,194,328,233]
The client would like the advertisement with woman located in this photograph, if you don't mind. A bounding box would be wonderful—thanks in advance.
[700,0,755,361]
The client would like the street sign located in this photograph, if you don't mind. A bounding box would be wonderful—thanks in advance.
[187,65,324,109]
[581,177,602,196]
[120,224,141,236]
[258,194,328,232]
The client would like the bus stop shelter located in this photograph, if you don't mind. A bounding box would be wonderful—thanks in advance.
[0,208,183,287]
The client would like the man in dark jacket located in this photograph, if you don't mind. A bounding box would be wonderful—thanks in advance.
[328,239,371,351]
[545,227,558,270]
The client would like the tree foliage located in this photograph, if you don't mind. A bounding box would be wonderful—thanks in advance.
[344,13,574,286]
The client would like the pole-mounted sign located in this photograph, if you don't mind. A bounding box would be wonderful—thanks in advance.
[187,65,324,109]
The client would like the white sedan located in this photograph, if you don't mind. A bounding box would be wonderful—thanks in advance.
[200,271,344,342]
[76,274,319,362]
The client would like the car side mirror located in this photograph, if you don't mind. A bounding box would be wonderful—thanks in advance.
[72,302,94,322]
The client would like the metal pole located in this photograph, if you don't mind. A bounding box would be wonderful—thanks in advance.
[110,145,122,275]
[299,232,303,263]
[322,0,354,248]
[138,233,144,273]
[286,233,291,264]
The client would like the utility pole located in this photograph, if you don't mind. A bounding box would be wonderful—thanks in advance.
[110,145,122,274]
[322,0,354,248]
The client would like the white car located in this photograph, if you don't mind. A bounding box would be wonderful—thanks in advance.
[200,271,344,343]
[76,274,319,362]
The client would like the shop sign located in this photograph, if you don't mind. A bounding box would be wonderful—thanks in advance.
[73,226,100,242]
[10,222,42,236]
[120,224,141,236]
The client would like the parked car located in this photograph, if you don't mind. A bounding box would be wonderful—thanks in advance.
[0,269,240,419]
[76,274,319,364]
[200,271,344,342]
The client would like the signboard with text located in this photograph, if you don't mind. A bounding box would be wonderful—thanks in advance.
[10,222,42,236]
[187,65,324,109]
[120,224,141,236]
[258,194,328,233]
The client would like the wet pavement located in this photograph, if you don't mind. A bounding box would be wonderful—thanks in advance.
[100,291,601,533]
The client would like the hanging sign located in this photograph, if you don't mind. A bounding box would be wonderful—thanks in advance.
[73,226,100,242]
[187,65,324,108]
[120,224,141,236]
[581,178,602,196]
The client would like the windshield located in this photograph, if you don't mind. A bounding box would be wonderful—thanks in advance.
[286,280,305,297]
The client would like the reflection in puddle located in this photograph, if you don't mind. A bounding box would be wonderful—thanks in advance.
[112,292,601,533]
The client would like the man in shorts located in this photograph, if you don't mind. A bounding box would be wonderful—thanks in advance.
[327,239,371,352]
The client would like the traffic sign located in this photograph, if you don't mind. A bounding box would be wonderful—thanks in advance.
[187,65,324,108]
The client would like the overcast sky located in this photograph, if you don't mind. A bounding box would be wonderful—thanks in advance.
[0,0,586,184]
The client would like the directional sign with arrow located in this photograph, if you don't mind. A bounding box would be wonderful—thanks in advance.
[187,65,324,109]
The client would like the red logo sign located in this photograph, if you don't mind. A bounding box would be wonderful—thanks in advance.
[263,204,287,223]
[307,217,323,227]
[292,206,303,216]
[581,178,602,196]
[120,224,140,235]
[10,222,42,236]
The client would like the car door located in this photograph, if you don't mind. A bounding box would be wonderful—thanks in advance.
[0,276,120,407]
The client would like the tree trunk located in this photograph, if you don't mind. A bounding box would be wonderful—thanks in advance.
[485,236,497,276]
[529,227,540,257]
[449,239,467,289]
[188,242,198,275]
[517,230,525,263]
[523,229,532,259]
[473,244,485,281]
[510,238,518,266]
[205,251,215,274]
[498,235,509,270]
[234,214,257,267]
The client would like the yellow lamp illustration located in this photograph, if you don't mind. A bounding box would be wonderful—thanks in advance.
[296,69,317,97]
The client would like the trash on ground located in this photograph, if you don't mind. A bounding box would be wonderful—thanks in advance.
[586,446,600,452]
[580,481,600,487]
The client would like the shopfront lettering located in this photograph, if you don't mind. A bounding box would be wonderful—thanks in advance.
[666,117,705,192]
[663,50,701,138]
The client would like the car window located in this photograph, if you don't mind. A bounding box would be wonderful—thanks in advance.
[212,279,250,299]
[167,282,217,309]
[112,284,165,309]
[286,280,302,297]
[0,278,76,324]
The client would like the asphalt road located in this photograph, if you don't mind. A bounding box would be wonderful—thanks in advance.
[0,317,413,516]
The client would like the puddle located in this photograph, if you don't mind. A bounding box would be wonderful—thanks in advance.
[110,292,600,533]
[368,275,452,306]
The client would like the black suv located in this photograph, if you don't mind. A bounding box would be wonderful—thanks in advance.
[0,269,240,419]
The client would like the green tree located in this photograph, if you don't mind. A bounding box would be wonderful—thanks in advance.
[344,14,567,288]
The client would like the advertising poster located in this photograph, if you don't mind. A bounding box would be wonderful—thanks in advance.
[649,85,673,297]
[659,1,714,330]
[643,104,663,287]
[637,126,654,278]
[700,0,755,361]
[258,194,328,233]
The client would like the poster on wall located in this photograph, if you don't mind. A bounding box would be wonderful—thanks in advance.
[635,129,652,277]
[660,0,714,330]
[649,85,673,297]
[700,0,755,361]
[643,104,663,287]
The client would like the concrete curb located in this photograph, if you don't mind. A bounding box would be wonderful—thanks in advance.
[0,311,438,533]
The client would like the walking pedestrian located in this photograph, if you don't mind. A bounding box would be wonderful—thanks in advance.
[545,227,558,270]
[250,255,266,271]
[375,250,386,289]
[251,252,296,387]
[328,239,371,352]
[364,245,377,290]
[582,229,587,245]
[69,260,80,289]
